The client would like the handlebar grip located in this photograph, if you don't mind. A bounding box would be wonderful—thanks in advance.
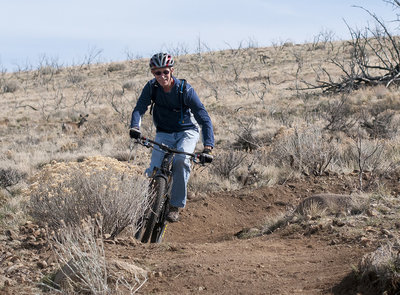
[199,153,213,164]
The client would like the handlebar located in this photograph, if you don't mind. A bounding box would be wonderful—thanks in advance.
[134,135,213,164]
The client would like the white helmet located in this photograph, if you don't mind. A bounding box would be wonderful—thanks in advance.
[149,53,174,69]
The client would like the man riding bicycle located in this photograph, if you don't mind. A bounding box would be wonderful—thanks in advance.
[129,52,214,222]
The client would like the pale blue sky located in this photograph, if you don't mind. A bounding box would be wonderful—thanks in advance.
[0,0,397,71]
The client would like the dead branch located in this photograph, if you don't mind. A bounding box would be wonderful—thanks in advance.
[299,3,400,93]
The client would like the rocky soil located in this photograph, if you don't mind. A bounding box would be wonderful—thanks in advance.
[2,173,398,294]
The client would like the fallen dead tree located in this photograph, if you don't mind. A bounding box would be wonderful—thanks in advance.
[299,1,400,93]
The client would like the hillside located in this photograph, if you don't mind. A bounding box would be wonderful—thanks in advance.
[1,40,400,294]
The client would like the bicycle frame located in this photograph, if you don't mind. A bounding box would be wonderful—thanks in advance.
[133,135,212,243]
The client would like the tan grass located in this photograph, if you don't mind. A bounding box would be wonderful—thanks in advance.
[261,212,292,235]
[1,41,400,295]
[44,216,147,294]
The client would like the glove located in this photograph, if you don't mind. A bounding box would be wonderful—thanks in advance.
[129,127,141,139]
[202,147,212,154]
[200,147,213,164]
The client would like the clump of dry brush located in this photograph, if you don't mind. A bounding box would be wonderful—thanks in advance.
[26,156,150,238]
[25,156,151,293]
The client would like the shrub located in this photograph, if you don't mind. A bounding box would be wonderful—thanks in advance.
[2,80,19,93]
[362,110,400,139]
[349,136,400,190]
[44,216,147,294]
[232,120,271,151]
[107,63,126,72]
[66,72,85,84]
[0,167,26,189]
[270,126,339,176]
[45,216,109,293]
[211,150,247,179]
[234,126,261,151]
[27,156,150,238]
[358,239,400,294]
[122,81,135,91]
[319,96,359,132]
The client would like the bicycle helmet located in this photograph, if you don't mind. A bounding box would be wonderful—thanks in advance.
[149,53,175,69]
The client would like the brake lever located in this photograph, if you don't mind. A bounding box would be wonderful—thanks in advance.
[192,154,200,164]
[143,138,150,147]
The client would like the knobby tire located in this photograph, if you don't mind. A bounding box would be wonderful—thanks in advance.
[150,198,169,243]
[140,176,168,243]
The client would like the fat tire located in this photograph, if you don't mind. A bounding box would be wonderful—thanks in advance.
[141,177,167,243]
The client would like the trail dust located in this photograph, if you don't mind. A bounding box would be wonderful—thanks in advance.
[106,176,374,295]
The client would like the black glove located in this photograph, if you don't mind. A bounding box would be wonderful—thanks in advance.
[202,147,212,154]
[129,128,141,139]
[200,148,213,164]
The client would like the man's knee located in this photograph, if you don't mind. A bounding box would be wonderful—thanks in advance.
[174,155,190,169]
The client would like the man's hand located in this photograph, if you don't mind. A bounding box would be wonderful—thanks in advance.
[200,146,213,164]
[129,127,141,139]
[202,146,213,154]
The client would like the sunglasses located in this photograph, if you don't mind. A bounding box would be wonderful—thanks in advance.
[154,70,170,76]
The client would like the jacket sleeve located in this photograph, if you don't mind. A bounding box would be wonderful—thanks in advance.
[130,81,152,128]
[185,85,215,147]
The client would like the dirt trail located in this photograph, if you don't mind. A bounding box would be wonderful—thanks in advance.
[107,179,374,295]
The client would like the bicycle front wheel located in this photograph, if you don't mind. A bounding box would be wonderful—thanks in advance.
[141,176,168,243]
[150,199,169,243]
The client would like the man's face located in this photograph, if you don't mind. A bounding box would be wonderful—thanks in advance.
[152,67,174,88]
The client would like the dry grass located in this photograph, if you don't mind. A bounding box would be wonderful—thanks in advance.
[43,216,147,294]
[270,125,340,176]
[26,156,150,238]
[259,193,373,238]
[358,238,400,294]
[1,42,400,192]
[1,38,400,294]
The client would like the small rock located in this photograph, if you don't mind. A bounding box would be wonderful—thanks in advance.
[0,275,14,288]
[4,229,18,241]
[365,226,376,233]
[5,263,25,274]
[9,256,20,263]
[37,261,48,269]
[33,229,42,237]
[360,237,372,246]
[329,239,339,245]
[332,219,345,227]
[187,191,197,200]
[381,229,393,238]
[366,209,378,217]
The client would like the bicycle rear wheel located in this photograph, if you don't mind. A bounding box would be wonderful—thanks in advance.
[140,176,168,243]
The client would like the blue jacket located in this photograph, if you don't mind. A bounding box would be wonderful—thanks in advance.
[130,77,214,147]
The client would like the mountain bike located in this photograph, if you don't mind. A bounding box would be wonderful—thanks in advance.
[132,135,213,243]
